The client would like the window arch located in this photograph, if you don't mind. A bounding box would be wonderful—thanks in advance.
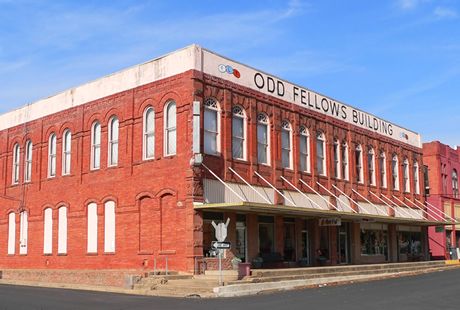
[143,107,155,160]
[316,132,326,176]
[91,121,101,170]
[341,142,349,180]
[368,147,376,186]
[232,105,246,160]
[104,201,116,253]
[108,116,119,166]
[24,140,32,182]
[43,208,53,254]
[62,130,71,175]
[204,98,220,156]
[453,169,458,198]
[403,158,410,193]
[281,120,292,169]
[299,126,310,173]
[12,143,20,184]
[257,113,270,165]
[392,155,399,191]
[355,144,363,183]
[379,151,387,188]
[333,139,341,179]
[48,133,57,177]
[164,101,177,156]
[58,206,68,254]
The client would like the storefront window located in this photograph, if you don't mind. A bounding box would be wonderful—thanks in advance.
[398,230,422,257]
[360,224,388,260]
[259,216,274,255]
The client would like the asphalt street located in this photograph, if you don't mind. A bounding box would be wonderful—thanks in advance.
[1,268,459,310]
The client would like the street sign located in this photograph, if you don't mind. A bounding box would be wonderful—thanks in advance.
[212,241,231,250]
[212,218,230,242]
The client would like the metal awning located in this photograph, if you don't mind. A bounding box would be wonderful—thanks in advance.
[194,201,446,226]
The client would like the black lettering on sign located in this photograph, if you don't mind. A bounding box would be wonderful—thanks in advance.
[254,73,264,89]
[321,98,329,113]
[267,76,275,93]
[341,106,347,119]
[277,81,285,97]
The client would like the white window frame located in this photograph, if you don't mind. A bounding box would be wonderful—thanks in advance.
[299,126,310,173]
[91,121,101,170]
[403,158,410,193]
[62,129,71,175]
[104,201,116,253]
[333,139,341,179]
[8,212,15,255]
[43,208,53,255]
[108,116,119,167]
[24,140,32,183]
[257,113,270,165]
[164,101,177,156]
[281,120,292,169]
[368,147,376,186]
[414,161,420,195]
[232,105,247,160]
[392,155,400,191]
[19,211,28,255]
[143,107,155,160]
[48,133,57,178]
[341,142,349,181]
[380,151,387,188]
[58,206,68,254]
[203,98,220,156]
[316,132,326,176]
[355,144,364,184]
[87,202,98,253]
[12,143,20,184]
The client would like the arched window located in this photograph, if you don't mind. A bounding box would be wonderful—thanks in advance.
[257,113,270,165]
[104,201,116,253]
[58,206,68,254]
[403,158,410,193]
[232,105,246,160]
[48,133,57,177]
[316,132,326,176]
[12,143,20,184]
[281,120,292,169]
[368,147,376,186]
[108,116,119,166]
[91,121,101,170]
[299,126,310,173]
[62,130,71,175]
[333,139,341,179]
[392,155,399,191]
[19,211,28,255]
[380,151,387,188]
[87,202,98,253]
[164,101,177,156]
[24,140,32,182]
[453,169,458,198]
[8,212,15,255]
[204,98,220,156]
[355,144,363,183]
[341,142,349,180]
[413,161,420,195]
[143,107,155,160]
[43,208,53,254]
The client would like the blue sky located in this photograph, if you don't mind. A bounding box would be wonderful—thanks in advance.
[0,0,459,146]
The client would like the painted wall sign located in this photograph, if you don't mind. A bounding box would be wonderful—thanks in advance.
[202,48,421,148]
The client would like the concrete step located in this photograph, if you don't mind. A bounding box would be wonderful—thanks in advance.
[234,264,456,284]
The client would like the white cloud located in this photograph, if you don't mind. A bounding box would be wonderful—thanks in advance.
[434,7,458,19]
[398,0,419,10]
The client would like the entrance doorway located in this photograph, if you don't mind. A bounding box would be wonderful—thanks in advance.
[283,218,296,262]
[337,223,350,264]
[235,214,247,262]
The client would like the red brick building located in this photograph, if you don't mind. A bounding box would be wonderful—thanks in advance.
[423,141,460,259]
[0,45,446,280]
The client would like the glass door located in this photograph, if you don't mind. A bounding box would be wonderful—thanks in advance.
[236,216,247,262]
[337,223,350,264]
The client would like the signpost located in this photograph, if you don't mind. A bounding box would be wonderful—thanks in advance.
[212,218,230,286]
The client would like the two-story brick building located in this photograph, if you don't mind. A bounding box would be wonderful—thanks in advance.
[0,45,447,281]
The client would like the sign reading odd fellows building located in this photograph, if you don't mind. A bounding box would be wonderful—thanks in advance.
[201,48,420,148]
